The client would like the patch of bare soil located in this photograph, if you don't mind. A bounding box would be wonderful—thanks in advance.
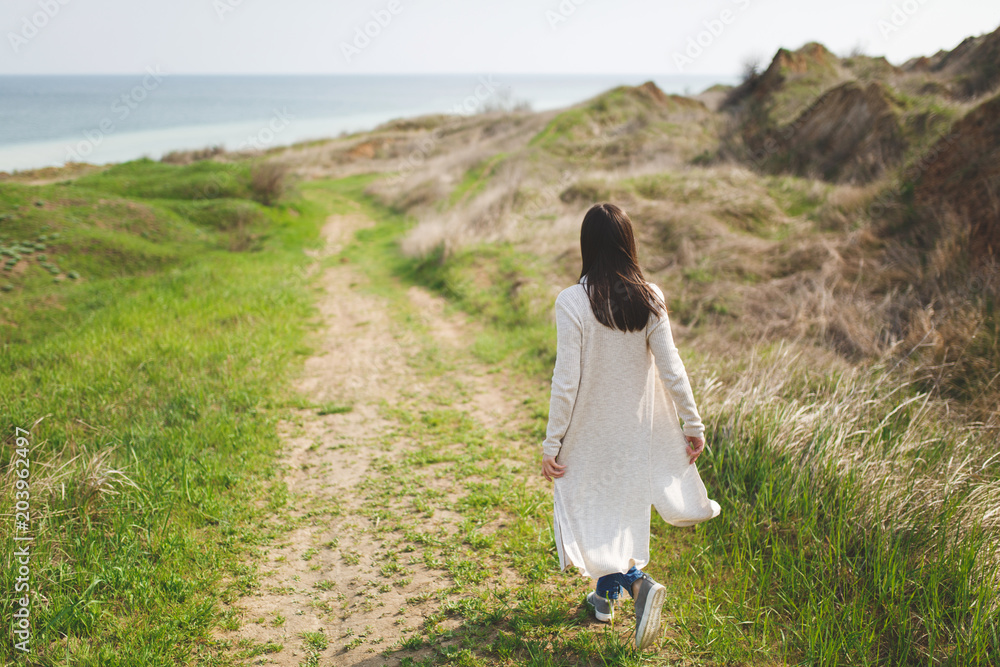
[779,80,906,183]
[912,92,1000,263]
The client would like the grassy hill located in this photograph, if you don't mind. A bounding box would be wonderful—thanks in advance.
[0,157,328,664]
[274,24,1000,425]
[2,22,999,666]
[261,25,1000,663]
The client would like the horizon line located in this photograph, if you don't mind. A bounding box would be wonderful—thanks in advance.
[0,71,743,78]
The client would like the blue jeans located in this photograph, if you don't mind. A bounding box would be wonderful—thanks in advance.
[596,566,645,601]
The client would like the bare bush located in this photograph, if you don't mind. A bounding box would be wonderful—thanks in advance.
[479,89,533,114]
[815,182,882,231]
[740,52,765,84]
[161,145,226,165]
[250,161,288,206]
[400,159,524,258]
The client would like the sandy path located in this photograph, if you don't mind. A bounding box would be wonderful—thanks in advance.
[210,211,530,666]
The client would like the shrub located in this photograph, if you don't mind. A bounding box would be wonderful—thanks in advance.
[250,161,288,206]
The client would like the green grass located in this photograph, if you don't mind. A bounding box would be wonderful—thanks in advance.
[316,402,353,416]
[763,175,827,218]
[447,153,508,207]
[312,174,1000,665]
[765,51,844,127]
[0,158,325,665]
[5,160,996,666]
[529,105,594,149]
[71,157,254,201]
[626,170,791,239]
[527,85,707,160]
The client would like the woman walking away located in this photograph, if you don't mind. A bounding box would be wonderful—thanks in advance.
[541,202,721,650]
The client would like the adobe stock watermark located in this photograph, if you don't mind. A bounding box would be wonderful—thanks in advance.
[876,0,931,41]
[191,109,295,200]
[966,258,1000,295]
[340,0,403,63]
[546,0,589,30]
[516,128,615,221]
[672,0,754,72]
[744,87,833,170]
[8,0,73,54]
[388,75,500,184]
[233,107,294,152]
[11,426,33,654]
[64,65,168,164]
[968,259,1000,297]
[213,0,249,20]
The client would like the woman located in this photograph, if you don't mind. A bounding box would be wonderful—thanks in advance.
[541,202,721,650]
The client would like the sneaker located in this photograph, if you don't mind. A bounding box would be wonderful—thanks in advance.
[585,590,615,622]
[632,574,666,649]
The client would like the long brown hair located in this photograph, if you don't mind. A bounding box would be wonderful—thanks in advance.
[579,202,666,332]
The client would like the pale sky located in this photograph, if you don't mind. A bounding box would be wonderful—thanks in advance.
[3,0,999,75]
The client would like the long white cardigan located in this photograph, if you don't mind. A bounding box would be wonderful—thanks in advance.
[542,277,722,580]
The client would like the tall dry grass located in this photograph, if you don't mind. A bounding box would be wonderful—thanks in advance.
[1,440,140,532]
[691,337,1000,661]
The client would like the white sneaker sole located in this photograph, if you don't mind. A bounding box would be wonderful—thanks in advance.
[634,582,666,649]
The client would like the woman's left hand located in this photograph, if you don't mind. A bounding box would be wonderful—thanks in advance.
[542,455,566,481]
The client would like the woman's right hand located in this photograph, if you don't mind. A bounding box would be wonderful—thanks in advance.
[542,454,566,481]
[685,436,705,465]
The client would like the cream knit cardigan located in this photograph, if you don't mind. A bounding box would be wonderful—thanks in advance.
[542,277,722,580]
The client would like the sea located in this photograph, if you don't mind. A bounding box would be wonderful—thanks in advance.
[0,73,739,173]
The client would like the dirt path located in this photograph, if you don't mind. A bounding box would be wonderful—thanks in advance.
[210,211,533,666]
